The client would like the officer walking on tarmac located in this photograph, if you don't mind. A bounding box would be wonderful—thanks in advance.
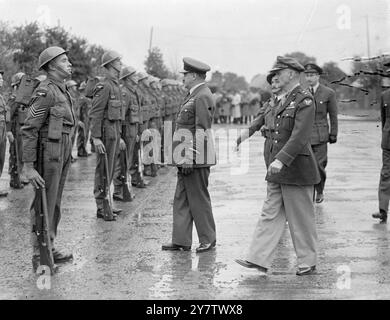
[372,61,390,224]
[21,46,75,270]
[304,63,338,203]
[89,50,125,221]
[235,56,320,276]
[0,69,14,197]
[162,57,217,253]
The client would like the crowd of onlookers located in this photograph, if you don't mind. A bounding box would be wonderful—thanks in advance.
[210,87,270,125]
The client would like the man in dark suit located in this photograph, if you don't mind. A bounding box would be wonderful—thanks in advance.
[162,57,217,253]
[304,63,338,203]
[372,66,390,223]
[235,56,320,276]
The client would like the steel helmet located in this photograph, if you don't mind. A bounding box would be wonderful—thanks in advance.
[11,72,25,86]
[66,79,78,89]
[101,50,121,67]
[38,46,68,70]
[119,66,136,80]
[79,81,87,90]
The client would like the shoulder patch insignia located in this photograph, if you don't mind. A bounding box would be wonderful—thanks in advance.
[304,98,312,105]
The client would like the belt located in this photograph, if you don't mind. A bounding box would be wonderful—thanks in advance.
[40,124,73,136]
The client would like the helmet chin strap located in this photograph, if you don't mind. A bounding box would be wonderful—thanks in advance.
[53,63,72,79]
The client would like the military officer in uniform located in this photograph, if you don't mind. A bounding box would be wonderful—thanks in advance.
[162,57,217,253]
[304,63,338,203]
[235,56,320,276]
[0,69,14,197]
[8,72,29,188]
[21,47,75,269]
[89,50,125,221]
[372,62,390,223]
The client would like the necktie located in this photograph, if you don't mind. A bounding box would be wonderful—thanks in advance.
[310,87,315,96]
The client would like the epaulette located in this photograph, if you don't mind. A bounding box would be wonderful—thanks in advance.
[93,83,105,96]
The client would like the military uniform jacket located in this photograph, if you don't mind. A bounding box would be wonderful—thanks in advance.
[89,74,124,139]
[380,89,390,150]
[122,84,141,124]
[79,95,91,123]
[265,85,320,186]
[21,76,75,163]
[8,94,29,130]
[0,93,10,129]
[173,83,216,168]
[162,89,173,116]
[310,83,338,145]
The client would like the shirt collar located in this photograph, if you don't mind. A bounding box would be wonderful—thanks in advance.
[311,82,320,93]
[189,82,205,95]
[48,75,66,92]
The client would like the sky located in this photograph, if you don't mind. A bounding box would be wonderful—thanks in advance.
[1,0,389,82]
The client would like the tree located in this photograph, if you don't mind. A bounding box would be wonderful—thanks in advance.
[12,22,45,74]
[285,51,316,66]
[144,47,171,79]
[222,72,248,92]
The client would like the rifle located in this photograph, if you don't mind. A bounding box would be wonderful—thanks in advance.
[138,142,144,180]
[35,138,55,275]
[119,147,134,202]
[102,151,115,221]
[9,121,22,189]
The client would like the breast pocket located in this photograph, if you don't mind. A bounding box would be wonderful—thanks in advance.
[107,99,122,120]
[179,108,195,124]
[281,111,295,131]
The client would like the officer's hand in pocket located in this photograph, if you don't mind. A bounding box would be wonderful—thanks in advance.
[23,163,45,189]
[93,138,106,154]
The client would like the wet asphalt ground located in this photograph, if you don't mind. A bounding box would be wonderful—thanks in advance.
[0,119,389,300]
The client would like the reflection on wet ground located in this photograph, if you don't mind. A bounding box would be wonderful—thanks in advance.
[0,121,389,299]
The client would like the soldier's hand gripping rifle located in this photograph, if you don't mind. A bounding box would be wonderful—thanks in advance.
[102,151,116,221]
[119,146,134,202]
[35,139,55,275]
[138,140,144,180]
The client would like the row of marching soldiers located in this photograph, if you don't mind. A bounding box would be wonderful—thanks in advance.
[0,47,185,272]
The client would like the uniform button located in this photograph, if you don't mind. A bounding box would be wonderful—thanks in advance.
[277,115,280,119]
[274,140,278,144]
[275,131,279,134]
[276,124,280,127]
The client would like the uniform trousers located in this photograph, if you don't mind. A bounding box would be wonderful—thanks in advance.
[311,143,328,195]
[172,167,216,246]
[378,149,390,213]
[0,121,6,177]
[93,120,121,208]
[113,123,138,197]
[30,133,72,254]
[246,181,317,269]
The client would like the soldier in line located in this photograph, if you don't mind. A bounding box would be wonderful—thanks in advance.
[113,65,139,200]
[76,81,91,157]
[304,63,338,203]
[235,56,320,276]
[0,69,14,197]
[372,61,390,224]
[8,72,29,188]
[136,73,154,177]
[150,76,165,168]
[89,50,126,221]
[162,57,217,253]
[161,79,174,165]
[66,79,80,163]
[21,47,75,269]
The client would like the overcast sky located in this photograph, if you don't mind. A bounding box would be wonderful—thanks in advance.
[1,0,389,81]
